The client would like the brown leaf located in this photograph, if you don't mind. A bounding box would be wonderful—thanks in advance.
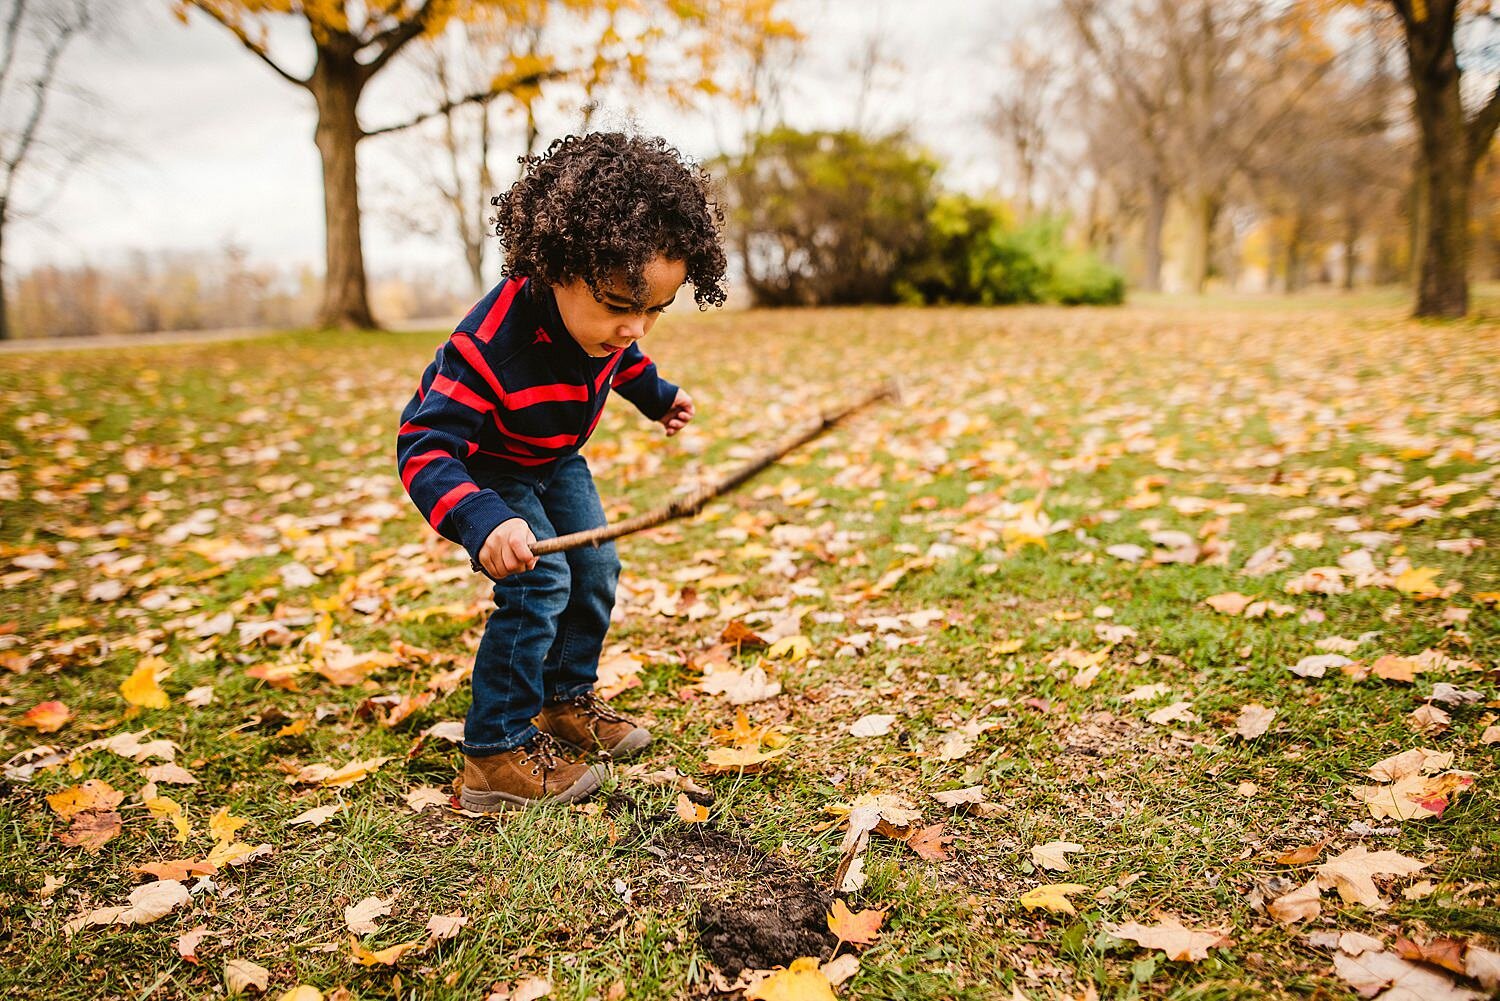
[1267,879,1321,925]
[1274,837,1330,865]
[1315,846,1427,907]
[674,793,709,824]
[1394,935,1469,976]
[47,780,124,819]
[59,810,122,852]
[15,700,71,733]
[1233,703,1276,740]
[901,823,952,861]
[176,925,210,964]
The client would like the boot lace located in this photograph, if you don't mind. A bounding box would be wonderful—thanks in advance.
[521,731,565,775]
[570,692,629,725]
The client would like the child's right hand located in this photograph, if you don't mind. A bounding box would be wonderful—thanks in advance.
[479,518,537,580]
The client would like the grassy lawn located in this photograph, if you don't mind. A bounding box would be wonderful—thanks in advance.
[0,295,1496,1000]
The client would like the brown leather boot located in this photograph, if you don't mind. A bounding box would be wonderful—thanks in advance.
[458,732,609,813]
[536,692,652,759]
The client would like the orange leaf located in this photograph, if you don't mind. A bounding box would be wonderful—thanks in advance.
[674,793,708,824]
[16,700,71,733]
[131,858,218,881]
[1275,838,1330,865]
[826,899,884,946]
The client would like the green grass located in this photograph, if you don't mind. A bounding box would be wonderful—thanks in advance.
[0,297,1496,999]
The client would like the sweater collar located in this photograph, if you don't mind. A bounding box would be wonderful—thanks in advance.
[526,279,610,366]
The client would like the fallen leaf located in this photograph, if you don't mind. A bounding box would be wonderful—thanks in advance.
[826,899,884,946]
[1146,701,1197,726]
[1105,916,1233,962]
[1275,838,1330,865]
[15,700,71,733]
[209,806,249,846]
[1395,935,1468,976]
[344,895,394,934]
[1316,846,1427,907]
[285,803,343,828]
[47,779,123,819]
[348,935,423,966]
[1234,703,1276,740]
[1333,949,1483,1000]
[66,879,190,934]
[1204,592,1254,615]
[59,810,123,851]
[404,786,451,813]
[1019,883,1091,915]
[120,657,170,709]
[702,744,787,774]
[745,957,836,1001]
[425,911,467,942]
[1031,840,1085,873]
[276,988,322,1001]
[900,823,952,861]
[1268,879,1322,925]
[176,925,210,963]
[848,714,896,737]
[224,957,270,994]
[132,858,217,881]
[675,793,709,823]
[143,763,198,785]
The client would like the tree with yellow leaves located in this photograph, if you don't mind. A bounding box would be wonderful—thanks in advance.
[174,0,798,330]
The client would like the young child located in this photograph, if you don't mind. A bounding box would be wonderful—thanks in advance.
[396,133,727,812]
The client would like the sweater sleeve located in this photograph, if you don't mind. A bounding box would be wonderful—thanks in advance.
[609,342,680,421]
[396,332,521,567]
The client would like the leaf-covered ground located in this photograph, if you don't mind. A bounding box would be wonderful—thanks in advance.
[0,294,1497,1001]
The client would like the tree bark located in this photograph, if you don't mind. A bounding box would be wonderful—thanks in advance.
[310,46,377,330]
[1186,190,1220,295]
[1411,87,1470,317]
[1141,176,1167,292]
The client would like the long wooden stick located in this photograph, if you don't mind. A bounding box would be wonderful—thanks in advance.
[531,380,898,556]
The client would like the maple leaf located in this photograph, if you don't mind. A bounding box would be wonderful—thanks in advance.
[145,790,191,843]
[59,810,123,851]
[1019,883,1090,915]
[46,779,123,819]
[132,858,217,881]
[1105,916,1233,962]
[344,895,394,934]
[702,744,787,774]
[209,806,249,846]
[745,957,837,1001]
[120,657,171,709]
[1030,840,1084,873]
[1315,846,1427,907]
[14,700,71,733]
[425,911,467,943]
[176,925,209,964]
[698,663,782,704]
[827,899,884,946]
[1333,949,1484,1000]
[1354,770,1474,821]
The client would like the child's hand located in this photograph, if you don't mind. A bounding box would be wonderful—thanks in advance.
[479,518,537,580]
[659,389,695,437]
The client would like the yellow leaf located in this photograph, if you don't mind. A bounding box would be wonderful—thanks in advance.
[209,806,248,847]
[349,935,424,967]
[1019,883,1091,915]
[120,657,170,709]
[146,792,191,843]
[766,635,811,662]
[47,779,124,819]
[745,957,837,1001]
[674,793,709,824]
[1393,566,1441,595]
[277,988,323,1001]
[702,744,787,774]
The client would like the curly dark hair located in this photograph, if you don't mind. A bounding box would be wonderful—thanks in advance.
[492,132,728,310]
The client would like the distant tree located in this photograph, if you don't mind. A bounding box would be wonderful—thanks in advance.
[988,36,1062,222]
[0,0,96,340]
[1370,0,1500,316]
[176,0,797,330]
[718,129,938,306]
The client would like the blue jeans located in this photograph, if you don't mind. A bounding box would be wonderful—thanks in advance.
[462,453,620,757]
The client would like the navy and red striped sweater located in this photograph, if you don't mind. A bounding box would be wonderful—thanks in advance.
[396,276,679,563]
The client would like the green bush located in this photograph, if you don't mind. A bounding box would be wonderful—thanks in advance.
[900,195,1125,307]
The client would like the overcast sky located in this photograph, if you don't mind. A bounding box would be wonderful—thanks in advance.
[11,0,1041,279]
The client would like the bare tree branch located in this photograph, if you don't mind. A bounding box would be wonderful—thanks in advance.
[358,0,441,83]
[0,0,29,105]
[1,14,77,199]
[361,66,567,138]
[184,1,306,88]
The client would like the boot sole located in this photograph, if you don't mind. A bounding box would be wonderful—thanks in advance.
[458,763,609,814]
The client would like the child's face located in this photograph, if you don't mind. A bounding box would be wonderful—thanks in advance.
[552,255,687,358]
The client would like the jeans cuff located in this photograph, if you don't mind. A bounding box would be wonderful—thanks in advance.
[546,683,595,705]
[460,722,540,757]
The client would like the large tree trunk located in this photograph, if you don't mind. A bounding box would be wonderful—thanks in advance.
[1141,177,1167,293]
[1186,190,1220,295]
[1412,94,1470,317]
[310,49,377,330]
